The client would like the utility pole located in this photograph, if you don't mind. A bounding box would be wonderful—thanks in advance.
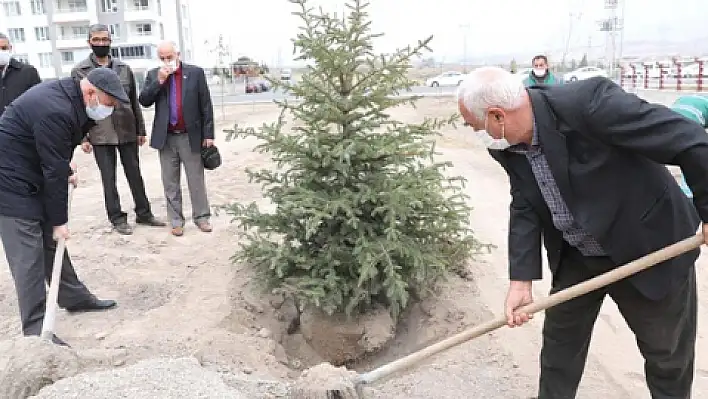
[207,34,231,120]
[599,0,623,79]
[562,12,582,71]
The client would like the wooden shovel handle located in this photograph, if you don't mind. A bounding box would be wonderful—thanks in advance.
[356,233,704,385]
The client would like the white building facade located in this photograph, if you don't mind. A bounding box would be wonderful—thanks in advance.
[0,0,194,81]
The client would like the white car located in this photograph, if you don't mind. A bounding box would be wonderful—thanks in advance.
[425,71,465,87]
[563,66,608,82]
[514,67,532,82]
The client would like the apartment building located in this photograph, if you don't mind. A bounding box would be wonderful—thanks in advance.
[0,0,194,82]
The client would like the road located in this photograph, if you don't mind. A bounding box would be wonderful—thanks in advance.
[210,85,457,104]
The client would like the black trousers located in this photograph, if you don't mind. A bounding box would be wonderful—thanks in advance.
[539,243,697,399]
[93,142,153,225]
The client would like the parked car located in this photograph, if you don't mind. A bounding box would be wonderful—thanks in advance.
[425,71,465,87]
[513,67,532,82]
[563,66,608,82]
[245,78,272,94]
[281,68,292,81]
[245,80,262,93]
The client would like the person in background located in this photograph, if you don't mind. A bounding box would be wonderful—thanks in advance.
[523,55,563,87]
[139,41,214,237]
[669,94,708,198]
[71,24,165,235]
[0,32,41,117]
[0,68,124,346]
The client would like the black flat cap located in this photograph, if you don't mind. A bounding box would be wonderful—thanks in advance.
[85,68,130,104]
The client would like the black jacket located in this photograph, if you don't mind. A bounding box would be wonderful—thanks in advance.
[138,62,214,153]
[0,58,42,117]
[71,54,146,145]
[0,78,91,226]
[490,77,705,300]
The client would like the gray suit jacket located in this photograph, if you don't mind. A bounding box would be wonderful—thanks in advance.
[138,62,214,153]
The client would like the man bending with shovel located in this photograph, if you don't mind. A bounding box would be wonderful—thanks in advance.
[458,67,706,398]
[0,68,122,346]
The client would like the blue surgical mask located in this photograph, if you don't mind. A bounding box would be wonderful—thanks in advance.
[85,96,114,121]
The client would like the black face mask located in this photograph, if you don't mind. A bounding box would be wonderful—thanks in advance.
[91,45,111,58]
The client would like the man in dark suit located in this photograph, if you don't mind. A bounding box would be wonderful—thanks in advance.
[0,32,42,117]
[457,66,706,398]
[138,41,214,237]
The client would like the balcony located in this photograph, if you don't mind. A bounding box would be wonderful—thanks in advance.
[52,2,90,23]
[55,35,86,49]
[124,2,159,22]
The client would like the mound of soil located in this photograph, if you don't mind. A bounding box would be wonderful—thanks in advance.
[0,337,82,399]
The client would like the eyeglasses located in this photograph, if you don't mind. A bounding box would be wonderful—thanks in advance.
[90,38,111,45]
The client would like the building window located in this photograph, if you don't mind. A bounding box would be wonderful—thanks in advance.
[110,48,120,58]
[108,23,121,38]
[60,51,74,65]
[35,27,50,41]
[135,23,152,36]
[62,0,87,12]
[30,0,45,14]
[14,53,29,63]
[99,0,117,12]
[38,52,52,68]
[71,25,89,37]
[2,1,21,16]
[118,45,152,59]
[159,23,164,39]
[132,0,149,9]
[7,28,25,43]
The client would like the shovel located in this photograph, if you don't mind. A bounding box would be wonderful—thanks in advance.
[40,184,75,341]
[353,233,705,386]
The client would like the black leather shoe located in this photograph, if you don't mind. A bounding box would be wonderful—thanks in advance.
[113,222,133,235]
[136,216,167,227]
[66,298,117,313]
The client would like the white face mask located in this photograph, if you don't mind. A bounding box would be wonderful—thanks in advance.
[532,68,547,77]
[85,95,114,121]
[161,60,177,70]
[0,50,11,66]
[476,114,511,150]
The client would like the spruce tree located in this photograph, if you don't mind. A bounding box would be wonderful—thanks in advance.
[224,0,488,319]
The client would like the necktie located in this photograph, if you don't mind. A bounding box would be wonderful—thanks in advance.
[169,74,178,126]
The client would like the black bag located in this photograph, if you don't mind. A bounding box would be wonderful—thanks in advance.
[201,145,222,170]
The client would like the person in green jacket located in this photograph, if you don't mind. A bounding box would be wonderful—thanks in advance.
[670,94,708,198]
[523,55,563,87]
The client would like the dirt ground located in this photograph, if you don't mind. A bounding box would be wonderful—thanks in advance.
[1,97,707,398]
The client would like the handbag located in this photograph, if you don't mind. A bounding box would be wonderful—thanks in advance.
[201,145,222,170]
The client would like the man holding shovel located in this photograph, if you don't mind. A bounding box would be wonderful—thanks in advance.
[0,68,122,345]
[458,67,706,398]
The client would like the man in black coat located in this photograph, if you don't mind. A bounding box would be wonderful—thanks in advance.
[139,40,214,237]
[0,32,41,117]
[0,68,123,345]
[457,66,706,398]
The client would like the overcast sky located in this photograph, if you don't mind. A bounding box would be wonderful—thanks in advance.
[189,0,708,66]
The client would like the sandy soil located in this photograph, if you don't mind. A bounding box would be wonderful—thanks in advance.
[0,97,707,398]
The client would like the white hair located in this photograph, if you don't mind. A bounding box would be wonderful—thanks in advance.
[457,66,526,119]
[157,40,180,53]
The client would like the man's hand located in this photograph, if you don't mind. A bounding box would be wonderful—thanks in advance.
[81,142,92,154]
[157,67,172,84]
[52,224,70,241]
[137,136,147,146]
[703,223,708,245]
[202,139,214,148]
[505,281,534,328]
[69,173,78,188]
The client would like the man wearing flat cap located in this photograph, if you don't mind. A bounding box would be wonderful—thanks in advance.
[0,68,124,346]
